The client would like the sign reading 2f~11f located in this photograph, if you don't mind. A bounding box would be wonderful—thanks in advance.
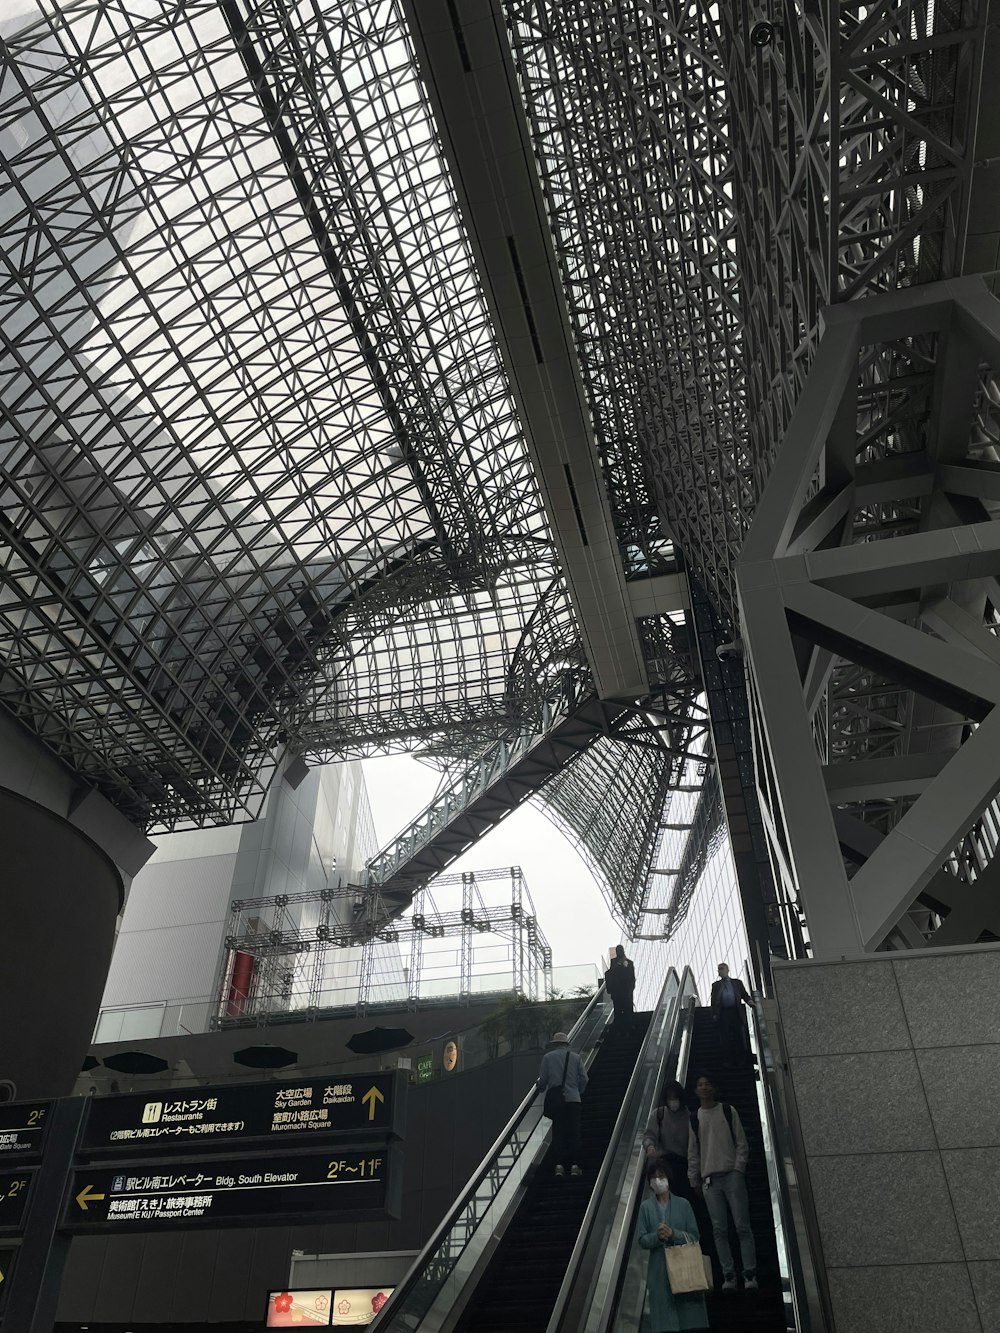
[64,1147,401,1233]
[78,1073,404,1156]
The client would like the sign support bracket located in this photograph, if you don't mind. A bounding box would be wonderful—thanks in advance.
[0,1097,87,1333]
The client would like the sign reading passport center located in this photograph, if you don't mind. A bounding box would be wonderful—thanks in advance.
[65,1147,399,1232]
[79,1073,402,1156]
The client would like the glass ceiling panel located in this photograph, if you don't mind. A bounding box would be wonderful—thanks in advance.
[0,0,576,827]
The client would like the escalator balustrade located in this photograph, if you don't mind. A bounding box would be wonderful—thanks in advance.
[683,1005,787,1332]
[456,1015,653,1333]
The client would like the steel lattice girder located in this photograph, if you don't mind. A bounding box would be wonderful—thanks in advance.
[365,677,706,904]
[0,0,586,828]
[503,1,988,615]
[739,281,1000,957]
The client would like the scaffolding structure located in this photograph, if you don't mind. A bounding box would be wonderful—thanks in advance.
[215,866,553,1027]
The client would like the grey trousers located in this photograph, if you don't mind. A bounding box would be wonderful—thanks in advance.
[704,1169,757,1277]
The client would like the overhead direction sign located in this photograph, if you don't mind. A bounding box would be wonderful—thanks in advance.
[79,1072,404,1156]
[0,1171,33,1234]
[64,1147,400,1232]
[0,1102,51,1159]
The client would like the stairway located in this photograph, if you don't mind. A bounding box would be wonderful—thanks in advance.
[455,1014,652,1333]
[685,1006,788,1332]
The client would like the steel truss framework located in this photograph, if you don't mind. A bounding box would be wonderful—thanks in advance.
[2,0,993,952]
[740,281,1000,956]
[215,866,552,1025]
[503,0,992,956]
[0,0,586,825]
[0,0,704,924]
[504,0,987,615]
[365,616,707,931]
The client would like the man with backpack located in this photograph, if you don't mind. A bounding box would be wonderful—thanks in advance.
[538,1031,588,1179]
[687,1072,757,1293]
[641,1079,691,1197]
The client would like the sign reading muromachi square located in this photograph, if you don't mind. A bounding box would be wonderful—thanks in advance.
[78,1073,404,1155]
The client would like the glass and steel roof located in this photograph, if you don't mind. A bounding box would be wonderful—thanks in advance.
[0,0,585,827]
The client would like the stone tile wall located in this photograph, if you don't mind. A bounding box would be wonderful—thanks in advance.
[772,945,1000,1333]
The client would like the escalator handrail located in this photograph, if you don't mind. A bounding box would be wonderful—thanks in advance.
[594,983,698,1333]
[368,980,610,1330]
[546,966,698,1333]
[747,993,833,1332]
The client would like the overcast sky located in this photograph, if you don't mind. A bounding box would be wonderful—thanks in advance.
[362,754,619,976]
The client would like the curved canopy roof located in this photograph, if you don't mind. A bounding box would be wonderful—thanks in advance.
[0,0,590,826]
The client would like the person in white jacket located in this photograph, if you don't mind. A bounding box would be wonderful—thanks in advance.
[687,1073,757,1293]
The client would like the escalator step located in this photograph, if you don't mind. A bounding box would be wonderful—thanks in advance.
[454,1015,655,1332]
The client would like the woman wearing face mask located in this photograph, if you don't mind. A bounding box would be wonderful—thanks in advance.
[637,1157,708,1331]
[642,1081,691,1198]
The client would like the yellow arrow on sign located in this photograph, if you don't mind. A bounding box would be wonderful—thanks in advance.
[75,1184,106,1211]
[361,1085,385,1121]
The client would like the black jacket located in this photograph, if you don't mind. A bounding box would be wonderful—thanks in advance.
[710,976,752,1013]
[604,958,636,998]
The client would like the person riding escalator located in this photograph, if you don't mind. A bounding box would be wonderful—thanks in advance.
[637,1157,708,1332]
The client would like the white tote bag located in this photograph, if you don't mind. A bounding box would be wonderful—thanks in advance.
[663,1231,712,1294]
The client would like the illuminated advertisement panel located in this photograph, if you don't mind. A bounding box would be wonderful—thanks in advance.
[265,1287,333,1326]
[331,1287,394,1325]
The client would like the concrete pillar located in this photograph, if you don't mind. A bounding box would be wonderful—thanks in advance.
[771,946,1000,1333]
[1,786,124,1098]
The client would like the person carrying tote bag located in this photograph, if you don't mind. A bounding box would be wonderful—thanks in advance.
[537,1031,587,1179]
[637,1157,709,1331]
[663,1232,712,1294]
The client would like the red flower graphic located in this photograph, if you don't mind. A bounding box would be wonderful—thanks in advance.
[371,1291,388,1313]
[273,1292,294,1314]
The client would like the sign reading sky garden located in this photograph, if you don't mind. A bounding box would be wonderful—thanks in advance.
[78,1074,404,1155]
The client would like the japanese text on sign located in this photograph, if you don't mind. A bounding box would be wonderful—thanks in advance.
[80,1073,401,1154]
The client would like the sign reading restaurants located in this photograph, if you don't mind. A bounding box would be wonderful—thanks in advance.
[64,1147,399,1232]
[79,1073,404,1155]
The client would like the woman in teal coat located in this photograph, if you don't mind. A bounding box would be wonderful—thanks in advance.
[637,1157,709,1331]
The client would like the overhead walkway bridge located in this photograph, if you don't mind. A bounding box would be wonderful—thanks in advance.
[370,970,828,1333]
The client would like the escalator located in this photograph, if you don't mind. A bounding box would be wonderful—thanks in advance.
[373,972,818,1333]
[370,975,685,1333]
[457,1015,652,1332]
[683,1006,786,1332]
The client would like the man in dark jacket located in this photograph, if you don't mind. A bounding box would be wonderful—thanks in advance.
[710,963,753,1065]
[604,946,636,1033]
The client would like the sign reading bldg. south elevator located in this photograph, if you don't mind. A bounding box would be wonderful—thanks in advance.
[64,1147,400,1232]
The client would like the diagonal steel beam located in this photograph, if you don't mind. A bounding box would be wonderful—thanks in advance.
[399,0,651,698]
[781,580,1000,719]
[850,704,1000,949]
[364,689,631,900]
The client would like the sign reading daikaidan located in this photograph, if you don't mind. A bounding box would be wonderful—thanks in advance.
[79,1073,404,1156]
[64,1147,400,1233]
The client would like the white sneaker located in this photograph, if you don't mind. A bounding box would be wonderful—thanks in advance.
[554,1164,566,1179]
[570,1164,583,1178]
[721,1276,737,1293]
[744,1276,759,1292]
